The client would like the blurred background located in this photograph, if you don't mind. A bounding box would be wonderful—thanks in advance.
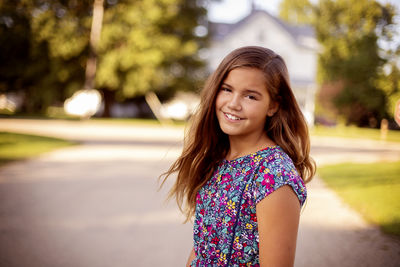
[1,0,400,266]
[0,0,399,128]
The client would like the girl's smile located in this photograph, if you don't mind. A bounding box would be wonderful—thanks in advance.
[223,112,243,121]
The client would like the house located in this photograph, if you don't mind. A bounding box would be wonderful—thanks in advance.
[207,8,318,125]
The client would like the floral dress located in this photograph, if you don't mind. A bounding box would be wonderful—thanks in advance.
[190,146,307,266]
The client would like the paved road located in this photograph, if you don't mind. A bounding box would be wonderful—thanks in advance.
[0,119,399,267]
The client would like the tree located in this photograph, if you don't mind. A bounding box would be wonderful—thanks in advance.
[315,0,397,127]
[96,0,208,116]
[279,0,313,25]
[0,0,208,115]
[0,0,92,113]
[377,59,400,125]
[279,0,399,127]
[0,1,30,95]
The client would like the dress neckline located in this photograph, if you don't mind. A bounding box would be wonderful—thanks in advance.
[222,145,279,163]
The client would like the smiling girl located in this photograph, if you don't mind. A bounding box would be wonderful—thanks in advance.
[162,46,315,266]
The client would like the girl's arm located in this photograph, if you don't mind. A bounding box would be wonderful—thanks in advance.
[186,247,196,267]
[256,185,301,267]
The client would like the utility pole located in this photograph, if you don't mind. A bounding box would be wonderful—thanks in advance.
[84,0,104,90]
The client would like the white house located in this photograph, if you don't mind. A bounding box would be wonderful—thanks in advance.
[207,9,318,124]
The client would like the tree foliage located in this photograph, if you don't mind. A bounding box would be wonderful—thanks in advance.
[0,0,208,115]
[0,0,93,113]
[279,0,399,127]
[97,0,207,100]
[279,0,313,25]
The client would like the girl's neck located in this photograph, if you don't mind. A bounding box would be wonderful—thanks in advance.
[226,133,276,161]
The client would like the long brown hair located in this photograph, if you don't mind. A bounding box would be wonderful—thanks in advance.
[161,46,316,221]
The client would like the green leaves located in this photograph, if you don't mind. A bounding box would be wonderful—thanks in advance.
[95,0,199,98]
[316,0,398,126]
[279,0,314,25]
[281,0,398,126]
[0,0,207,115]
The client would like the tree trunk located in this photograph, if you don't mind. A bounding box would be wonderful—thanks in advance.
[101,89,114,118]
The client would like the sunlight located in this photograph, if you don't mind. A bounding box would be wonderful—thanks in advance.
[64,89,102,117]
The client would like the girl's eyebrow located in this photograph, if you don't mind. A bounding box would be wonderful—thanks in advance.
[221,82,232,88]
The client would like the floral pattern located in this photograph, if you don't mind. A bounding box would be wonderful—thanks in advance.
[190,146,306,266]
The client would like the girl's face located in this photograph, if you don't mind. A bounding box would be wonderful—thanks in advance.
[215,67,278,140]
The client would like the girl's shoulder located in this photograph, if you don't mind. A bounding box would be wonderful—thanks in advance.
[257,146,295,167]
[252,146,307,206]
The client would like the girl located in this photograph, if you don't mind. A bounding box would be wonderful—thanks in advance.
[162,46,315,266]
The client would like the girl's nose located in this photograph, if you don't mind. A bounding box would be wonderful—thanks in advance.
[227,95,242,110]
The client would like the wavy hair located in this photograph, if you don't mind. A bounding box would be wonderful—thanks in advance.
[161,46,316,221]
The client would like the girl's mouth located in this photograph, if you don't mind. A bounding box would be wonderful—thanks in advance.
[224,112,242,121]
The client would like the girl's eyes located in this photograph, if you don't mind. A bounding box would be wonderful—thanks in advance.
[221,87,231,92]
[220,87,258,100]
[246,95,257,100]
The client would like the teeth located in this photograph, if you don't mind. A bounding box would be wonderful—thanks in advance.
[225,113,240,120]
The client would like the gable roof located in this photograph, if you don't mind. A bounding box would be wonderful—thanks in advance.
[209,9,315,48]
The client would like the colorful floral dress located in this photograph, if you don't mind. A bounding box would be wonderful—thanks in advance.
[190,146,307,266]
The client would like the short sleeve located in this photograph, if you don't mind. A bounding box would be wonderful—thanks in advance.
[252,153,307,206]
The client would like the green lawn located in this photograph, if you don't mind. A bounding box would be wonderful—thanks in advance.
[0,132,76,166]
[311,125,400,143]
[318,161,400,236]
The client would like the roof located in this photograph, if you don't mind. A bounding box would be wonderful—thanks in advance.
[209,9,315,48]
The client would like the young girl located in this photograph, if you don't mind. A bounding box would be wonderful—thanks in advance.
[162,46,315,266]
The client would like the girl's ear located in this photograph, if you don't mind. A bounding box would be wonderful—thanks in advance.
[267,101,279,117]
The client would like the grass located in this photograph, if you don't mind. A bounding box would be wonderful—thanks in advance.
[0,132,76,166]
[311,125,400,143]
[318,161,400,236]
